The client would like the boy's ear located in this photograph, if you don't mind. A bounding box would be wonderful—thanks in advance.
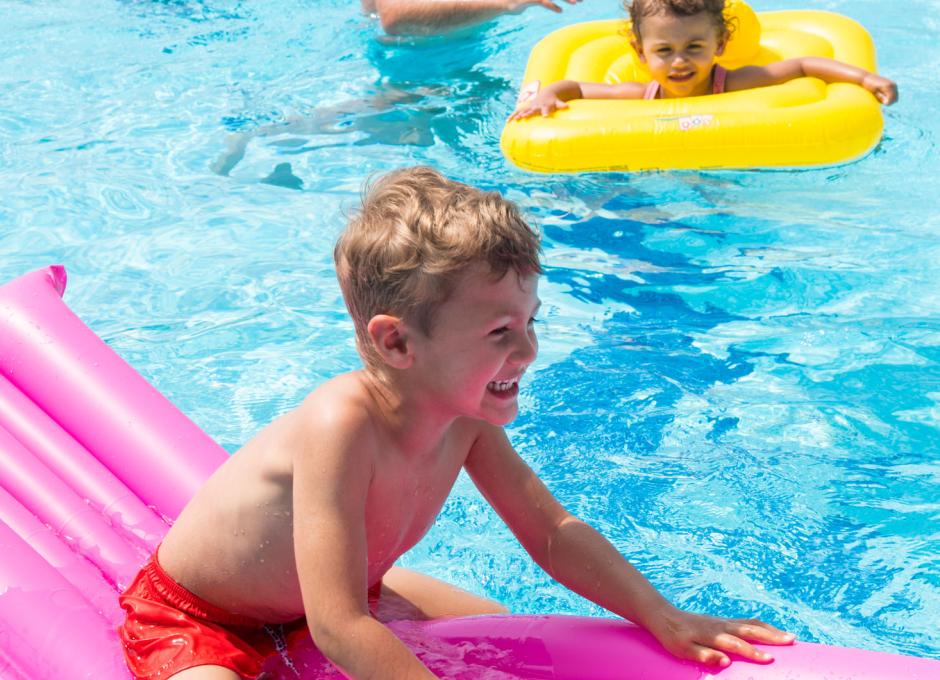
[367,314,414,369]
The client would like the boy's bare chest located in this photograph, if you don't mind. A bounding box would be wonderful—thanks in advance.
[364,448,464,566]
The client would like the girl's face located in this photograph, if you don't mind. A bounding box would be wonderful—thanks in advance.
[633,11,726,98]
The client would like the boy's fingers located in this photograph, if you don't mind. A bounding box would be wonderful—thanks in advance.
[711,633,774,663]
[731,619,796,645]
[688,643,730,668]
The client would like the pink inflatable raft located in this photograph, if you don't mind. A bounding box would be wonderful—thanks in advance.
[0,265,937,680]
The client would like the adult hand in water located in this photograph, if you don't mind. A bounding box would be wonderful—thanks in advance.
[509,0,582,14]
[365,0,583,36]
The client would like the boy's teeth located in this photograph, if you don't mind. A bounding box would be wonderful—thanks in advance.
[488,377,519,392]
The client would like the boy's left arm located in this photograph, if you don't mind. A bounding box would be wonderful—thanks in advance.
[730,58,898,105]
[464,424,794,668]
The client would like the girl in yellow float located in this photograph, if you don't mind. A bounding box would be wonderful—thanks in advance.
[509,0,897,121]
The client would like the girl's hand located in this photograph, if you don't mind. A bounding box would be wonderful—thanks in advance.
[647,607,795,668]
[862,73,898,105]
[509,89,569,121]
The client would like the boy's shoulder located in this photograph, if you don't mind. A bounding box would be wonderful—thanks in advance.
[298,371,375,427]
[288,371,499,466]
[283,372,382,454]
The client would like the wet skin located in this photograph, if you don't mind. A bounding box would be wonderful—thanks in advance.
[157,264,540,622]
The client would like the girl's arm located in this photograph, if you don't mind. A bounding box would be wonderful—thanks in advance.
[728,57,898,105]
[509,80,647,121]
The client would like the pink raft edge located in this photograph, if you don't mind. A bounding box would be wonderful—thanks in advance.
[0,265,936,680]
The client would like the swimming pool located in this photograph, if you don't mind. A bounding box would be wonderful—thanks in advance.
[1,0,937,664]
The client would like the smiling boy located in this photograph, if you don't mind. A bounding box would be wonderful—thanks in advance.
[118,166,793,679]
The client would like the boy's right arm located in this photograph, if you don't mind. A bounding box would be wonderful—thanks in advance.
[290,406,437,680]
[509,80,646,120]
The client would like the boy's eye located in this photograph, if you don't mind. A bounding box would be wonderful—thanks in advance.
[491,318,537,336]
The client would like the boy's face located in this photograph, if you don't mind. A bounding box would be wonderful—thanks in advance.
[409,262,540,426]
[634,11,726,98]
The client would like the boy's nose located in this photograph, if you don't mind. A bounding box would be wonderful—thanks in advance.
[512,329,538,365]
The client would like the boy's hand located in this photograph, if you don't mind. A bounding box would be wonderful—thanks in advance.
[862,73,898,105]
[647,607,795,668]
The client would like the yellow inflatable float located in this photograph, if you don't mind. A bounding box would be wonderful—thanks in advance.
[500,1,885,172]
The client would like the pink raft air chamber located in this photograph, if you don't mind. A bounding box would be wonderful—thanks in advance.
[1,266,937,679]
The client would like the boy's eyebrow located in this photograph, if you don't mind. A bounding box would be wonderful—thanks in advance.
[489,300,541,323]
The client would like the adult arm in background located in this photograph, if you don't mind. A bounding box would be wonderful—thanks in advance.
[363,0,581,36]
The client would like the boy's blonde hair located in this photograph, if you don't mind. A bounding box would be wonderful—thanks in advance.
[335,166,542,367]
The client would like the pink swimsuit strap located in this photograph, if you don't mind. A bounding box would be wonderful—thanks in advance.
[643,64,728,100]
[711,64,727,94]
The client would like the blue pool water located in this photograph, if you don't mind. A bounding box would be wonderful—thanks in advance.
[2,0,938,663]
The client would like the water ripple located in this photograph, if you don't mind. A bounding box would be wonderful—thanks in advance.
[1,0,938,662]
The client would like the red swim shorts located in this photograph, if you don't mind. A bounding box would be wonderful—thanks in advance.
[118,553,382,679]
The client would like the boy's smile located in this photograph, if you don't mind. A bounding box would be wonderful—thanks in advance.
[634,11,725,98]
[408,262,540,426]
[487,374,522,399]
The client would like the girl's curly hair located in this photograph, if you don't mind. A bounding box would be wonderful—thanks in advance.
[625,0,734,42]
